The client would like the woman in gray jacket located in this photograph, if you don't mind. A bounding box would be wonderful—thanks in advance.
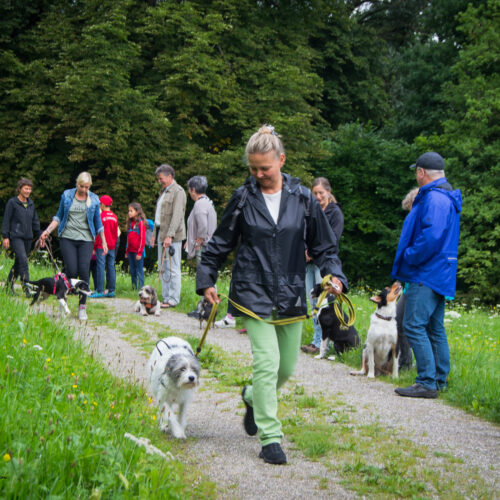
[2,178,41,295]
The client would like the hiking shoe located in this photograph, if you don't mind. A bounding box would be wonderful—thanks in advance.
[78,308,88,321]
[215,316,236,328]
[242,387,257,436]
[395,383,437,399]
[103,291,115,298]
[90,292,104,298]
[301,343,320,354]
[259,443,287,465]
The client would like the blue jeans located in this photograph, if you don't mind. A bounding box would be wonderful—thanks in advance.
[158,239,182,306]
[305,263,323,347]
[95,248,116,293]
[128,253,144,289]
[403,283,449,390]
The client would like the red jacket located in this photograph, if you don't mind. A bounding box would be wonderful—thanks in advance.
[94,210,119,250]
[127,220,146,255]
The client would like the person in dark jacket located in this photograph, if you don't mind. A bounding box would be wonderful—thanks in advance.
[301,177,344,354]
[2,178,41,295]
[196,125,347,465]
[392,152,462,399]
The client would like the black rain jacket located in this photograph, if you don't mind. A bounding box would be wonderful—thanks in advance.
[196,173,348,318]
[1,196,41,241]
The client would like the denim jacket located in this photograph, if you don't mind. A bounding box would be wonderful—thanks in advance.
[53,188,103,238]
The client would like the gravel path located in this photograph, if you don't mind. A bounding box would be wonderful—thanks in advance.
[73,298,499,499]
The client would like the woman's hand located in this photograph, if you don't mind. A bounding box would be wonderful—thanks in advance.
[2,238,9,250]
[203,286,220,305]
[328,277,343,296]
[136,253,142,261]
[305,250,313,262]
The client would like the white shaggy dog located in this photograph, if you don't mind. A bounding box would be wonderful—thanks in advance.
[134,285,161,316]
[147,336,200,439]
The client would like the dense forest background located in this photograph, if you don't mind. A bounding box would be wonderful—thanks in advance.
[0,0,498,302]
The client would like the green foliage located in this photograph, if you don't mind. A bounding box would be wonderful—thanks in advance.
[415,0,500,303]
[314,123,417,288]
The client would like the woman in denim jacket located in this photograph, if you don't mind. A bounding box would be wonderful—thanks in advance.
[40,172,107,321]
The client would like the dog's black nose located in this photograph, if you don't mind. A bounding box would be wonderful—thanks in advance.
[189,375,195,382]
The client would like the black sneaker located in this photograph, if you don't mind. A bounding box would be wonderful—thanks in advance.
[259,443,287,465]
[395,383,437,399]
[242,386,257,436]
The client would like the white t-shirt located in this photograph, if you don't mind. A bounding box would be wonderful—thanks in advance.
[262,190,282,224]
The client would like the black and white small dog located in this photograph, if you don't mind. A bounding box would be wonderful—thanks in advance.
[134,285,160,316]
[26,273,91,316]
[147,336,200,439]
[196,298,214,330]
[350,281,403,379]
[311,284,360,360]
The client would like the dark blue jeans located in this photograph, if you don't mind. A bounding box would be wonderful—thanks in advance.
[59,238,93,305]
[403,283,449,390]
[128,253,144,290]
[95,248,116,293]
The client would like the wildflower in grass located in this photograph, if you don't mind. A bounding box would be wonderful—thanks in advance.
[152,415,156,421]
[83,400,87,405]
[46,358,51,363]
[3,453,11,462]
[72,385,78,389]
[23,339,27,344]
[93,401,97,406]
[148,397,153,404]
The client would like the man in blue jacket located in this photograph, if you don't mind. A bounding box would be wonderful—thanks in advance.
[392,152,462,398]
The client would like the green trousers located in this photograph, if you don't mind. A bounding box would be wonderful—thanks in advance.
[242,317,303,446]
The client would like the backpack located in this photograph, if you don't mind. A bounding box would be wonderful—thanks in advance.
[145,219,155,248]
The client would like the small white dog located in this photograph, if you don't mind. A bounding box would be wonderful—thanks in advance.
[135,285,160,316]
[350,281,402,379]
[147,336,200,439]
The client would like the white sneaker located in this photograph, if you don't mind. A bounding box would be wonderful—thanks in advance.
[214,316,236,328]
[78,308,88,321]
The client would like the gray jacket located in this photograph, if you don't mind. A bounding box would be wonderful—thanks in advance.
[186,195,217,258]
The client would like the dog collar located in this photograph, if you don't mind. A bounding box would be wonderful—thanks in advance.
[375,312,393,321]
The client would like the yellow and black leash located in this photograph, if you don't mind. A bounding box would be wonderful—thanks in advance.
[196,274,356,356]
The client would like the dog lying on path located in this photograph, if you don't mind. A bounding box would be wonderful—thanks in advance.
[147,336,200,439]
[350,281,402,379]
[26,273,91,316]
[135,285,161,316]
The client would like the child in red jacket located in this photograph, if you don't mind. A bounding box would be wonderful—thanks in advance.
[91,195,119,298]
[126,202,146,289]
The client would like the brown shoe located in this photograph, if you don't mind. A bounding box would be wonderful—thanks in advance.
[301,343,319,354]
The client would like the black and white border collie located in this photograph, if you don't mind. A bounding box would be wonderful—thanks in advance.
[350,281,403,378]
[311,284,360,360]
[26,273,91,316]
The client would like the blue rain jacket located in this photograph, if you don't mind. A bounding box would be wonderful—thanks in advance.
[391,178,462,298]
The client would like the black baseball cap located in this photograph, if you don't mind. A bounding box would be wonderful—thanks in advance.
[409,152,445,170]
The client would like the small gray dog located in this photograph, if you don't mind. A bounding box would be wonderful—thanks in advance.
[147,336,200,439]
[134,285,160,316]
